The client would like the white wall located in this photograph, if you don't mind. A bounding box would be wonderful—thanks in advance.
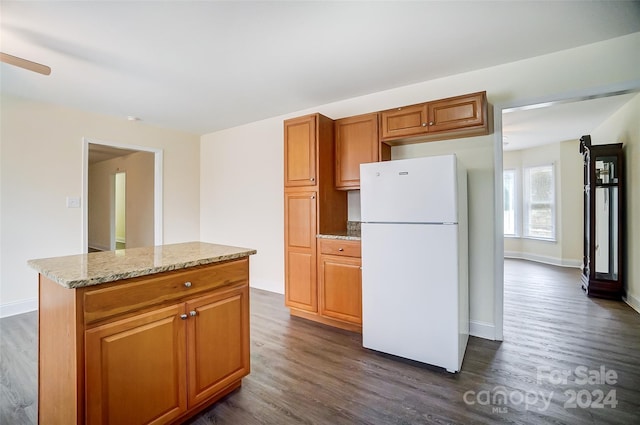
[0,95,200,316]
[200,32,640,337]
[503,140,583,267]
[88,151,155,251]
[590,93,640,312]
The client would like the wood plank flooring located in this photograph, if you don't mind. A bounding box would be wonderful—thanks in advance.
[1,259,639,424]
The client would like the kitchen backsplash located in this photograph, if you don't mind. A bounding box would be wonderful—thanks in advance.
[347,220,361,237]
[347,190,361,221]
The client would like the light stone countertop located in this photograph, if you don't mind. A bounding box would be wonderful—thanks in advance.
[28,241,257,289]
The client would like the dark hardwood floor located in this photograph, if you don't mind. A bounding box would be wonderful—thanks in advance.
[2,259,639,424]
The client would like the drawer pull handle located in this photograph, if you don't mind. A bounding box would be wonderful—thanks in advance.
[338,248,344,251]
[189,310,197,317]
[180,314,188,320]
[184,281,192,288]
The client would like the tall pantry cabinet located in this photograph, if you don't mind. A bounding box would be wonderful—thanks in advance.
[284,114,347,314]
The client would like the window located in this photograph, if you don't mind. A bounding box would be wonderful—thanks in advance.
[503,169,516,236]
[523,164,555,240]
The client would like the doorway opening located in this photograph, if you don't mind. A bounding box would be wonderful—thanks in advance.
[83,138,163,253]
[114,171,126,250]
[493,80,640,341]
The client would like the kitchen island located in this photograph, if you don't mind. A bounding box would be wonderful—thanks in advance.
[28,242,256,425]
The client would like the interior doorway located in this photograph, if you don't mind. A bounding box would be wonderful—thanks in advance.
[83,138,163,253]
[493,80,640,341]
[114,171,126,250]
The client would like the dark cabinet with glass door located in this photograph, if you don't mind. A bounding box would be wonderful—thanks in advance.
[579,135,625,299]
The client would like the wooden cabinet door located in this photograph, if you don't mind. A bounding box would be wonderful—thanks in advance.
[186,284,250,407]
[85,304,187,425]
[380,103,427,140]
[427,92,486,133]
[284,115,317,187]
[284,191,317,311]
[335,113,379,190]
[319,255,362,324]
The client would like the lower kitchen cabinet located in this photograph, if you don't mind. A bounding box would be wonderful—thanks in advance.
[316,238,362,330]
[85,283,249,425]
[186,287,249,406]
[319,254,362,324]
[85,304,188,425]
[38,257,250,425]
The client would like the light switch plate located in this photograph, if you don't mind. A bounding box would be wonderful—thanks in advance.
[66,196,81,208]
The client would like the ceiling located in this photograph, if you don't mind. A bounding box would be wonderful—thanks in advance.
[88,144,139,164]
[1,1,639,138]
[502,92,639,151]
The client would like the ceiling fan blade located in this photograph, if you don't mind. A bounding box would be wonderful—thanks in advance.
[0,52,51,76]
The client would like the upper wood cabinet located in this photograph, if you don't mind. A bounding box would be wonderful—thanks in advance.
[380,91,489,143]
[284,115,316,186]
[379,103,427,140]
[335,113,390,190]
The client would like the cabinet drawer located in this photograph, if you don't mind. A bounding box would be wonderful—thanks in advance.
[83,259,249,325]
[319,239,361,258]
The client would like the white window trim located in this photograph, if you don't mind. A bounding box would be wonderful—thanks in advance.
[522,163,556,242]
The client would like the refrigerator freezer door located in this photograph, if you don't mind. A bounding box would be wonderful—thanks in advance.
[360,155,458,224]
[361,222,460,371]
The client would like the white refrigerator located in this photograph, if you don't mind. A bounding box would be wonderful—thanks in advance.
[360,154,469,373]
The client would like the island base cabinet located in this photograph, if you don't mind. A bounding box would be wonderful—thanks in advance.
[37,257,251,425]
[85,305,188,425]
[186,285,250,407]
[84,283,249,425]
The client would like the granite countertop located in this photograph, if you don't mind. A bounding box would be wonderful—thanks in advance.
[28,241,257,289]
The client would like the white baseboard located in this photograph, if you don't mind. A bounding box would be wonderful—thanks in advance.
[504,251,582,268]
[624,292,640,314]
[0,298,38,318]
[470,320,496,340]
[249,279,284,295]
